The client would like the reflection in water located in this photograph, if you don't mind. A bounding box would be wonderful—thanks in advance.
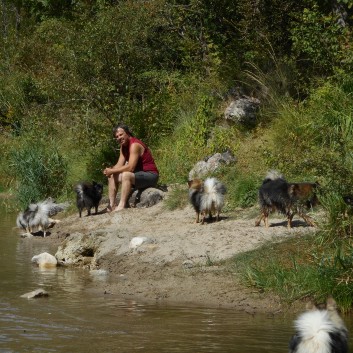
[0,205,352,352]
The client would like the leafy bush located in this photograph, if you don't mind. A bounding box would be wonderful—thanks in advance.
[8,143,68,207]
[221,168,260,209]
[263,81,353,188]
[155,95,217,184]
[86,141,118,185]
[164,184,189,211]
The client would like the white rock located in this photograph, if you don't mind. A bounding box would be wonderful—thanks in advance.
[20,288,49,299]
[129,236,150,249]
[31,252,57,268]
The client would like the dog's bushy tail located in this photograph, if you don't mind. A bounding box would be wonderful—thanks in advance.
[74,184,84,199]
[292,310,343,353]
[201,178,226,210]
[38,198,69,217]
[290,310,348,353]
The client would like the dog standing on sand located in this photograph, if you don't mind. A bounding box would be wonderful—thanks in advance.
[289,297,348,353]
[255,170,319,228]
[188,177,226,224]
[16,198,69,237]
[74,181,103,217]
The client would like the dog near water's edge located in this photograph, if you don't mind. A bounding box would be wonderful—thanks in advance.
[188,177,226,224]
[74,181,103,217]
[255,170,319,228]
[289,297,348,353]
[16,198,69,237]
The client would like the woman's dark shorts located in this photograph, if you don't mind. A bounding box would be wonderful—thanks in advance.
[134,171,159,189]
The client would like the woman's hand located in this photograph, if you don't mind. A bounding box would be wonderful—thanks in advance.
[103,167,113,177]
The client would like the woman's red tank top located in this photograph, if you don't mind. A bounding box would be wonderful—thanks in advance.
[122,137,159,174]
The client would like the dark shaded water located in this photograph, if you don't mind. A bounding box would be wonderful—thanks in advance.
[0,206,352,353]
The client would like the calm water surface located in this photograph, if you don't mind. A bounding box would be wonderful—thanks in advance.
[1,205,352,353]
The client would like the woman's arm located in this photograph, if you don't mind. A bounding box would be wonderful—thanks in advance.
[103,143,143,176]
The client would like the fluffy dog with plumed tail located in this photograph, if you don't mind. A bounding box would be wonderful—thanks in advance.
[188,177,226,224]
[16,198,69,237]
[289,297,348,353]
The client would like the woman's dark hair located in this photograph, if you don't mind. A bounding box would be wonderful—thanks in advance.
[112,123,134,137]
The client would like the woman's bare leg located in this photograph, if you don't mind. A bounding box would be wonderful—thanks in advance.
[116,172,135,211]
[108,174,121,211]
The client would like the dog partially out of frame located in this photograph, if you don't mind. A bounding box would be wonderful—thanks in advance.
[255,170,319,229]
[16,198,69,237]
[289,297,348,353]
[74,181,103,218]
[188,177,226,224]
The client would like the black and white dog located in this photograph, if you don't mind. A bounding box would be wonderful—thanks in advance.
[16,198,69,237]
[188,177,226,224]
[74,181,103,217]
[289,297,348,353]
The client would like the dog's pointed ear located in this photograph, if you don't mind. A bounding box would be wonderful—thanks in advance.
[187,180,193,187]
[326,297,337,311]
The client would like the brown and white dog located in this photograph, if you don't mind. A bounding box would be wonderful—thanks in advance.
[255,170,319,228]
[188,177,226,224]
[289,297,348,353]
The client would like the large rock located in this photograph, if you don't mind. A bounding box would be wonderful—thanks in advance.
[189,151,236,180]
[31,252,57,268]
[129,187,165,208]
[224,96,260,125]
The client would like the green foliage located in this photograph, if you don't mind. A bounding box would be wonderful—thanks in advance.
[86,140,118,185]
[185,96,215,148]
[164,185,189,211]
[316,190,353,245]
[262,81,353,188]
[290,4,352,89]
[221,168,259,209]
[233,236,353,312]
[8,142,68,208]
[156,95,218,184]
[206,125,240,156]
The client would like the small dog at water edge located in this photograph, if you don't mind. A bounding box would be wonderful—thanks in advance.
[16,198,69,237]
[74,181,103,217]
[188,177,226,224]
[289,297,348,353]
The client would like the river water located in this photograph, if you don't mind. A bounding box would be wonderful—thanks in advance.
[1,205,352,353]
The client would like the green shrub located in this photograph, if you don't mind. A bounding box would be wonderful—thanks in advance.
[264,81,353,188]
[221,168,260,209]
[8,143,68,207]
[156,95,217,184]
[164,184,189,211]
[86,140,118,185]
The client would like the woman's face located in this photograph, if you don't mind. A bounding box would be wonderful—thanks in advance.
[114,128,130,146]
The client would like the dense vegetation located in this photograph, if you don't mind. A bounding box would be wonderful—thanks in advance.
[2,0,353,309]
